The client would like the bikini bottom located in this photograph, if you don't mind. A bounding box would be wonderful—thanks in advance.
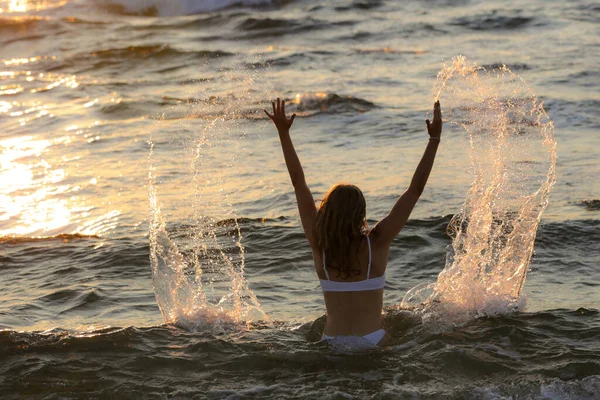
[321,328,386,346]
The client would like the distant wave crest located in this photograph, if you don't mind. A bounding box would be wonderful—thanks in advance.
[581,199,600,211]
[293,92,376,115]
[94,0,281,16]
[0,233,99,244]
[158,92,375,121]
[2,309,599,398]
[89,45,232,62]
[451,12,537,31]
[0,16,45,30]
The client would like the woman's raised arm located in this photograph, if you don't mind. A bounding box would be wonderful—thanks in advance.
[371,101,442,244]
[265,98,317,248]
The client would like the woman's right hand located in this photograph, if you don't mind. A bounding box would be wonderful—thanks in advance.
[264,97,296,134]
[426,100,442,138]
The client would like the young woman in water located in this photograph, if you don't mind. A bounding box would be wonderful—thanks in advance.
[264,98,442,345]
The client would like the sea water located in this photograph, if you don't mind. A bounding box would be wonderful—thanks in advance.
[1,1,598,398]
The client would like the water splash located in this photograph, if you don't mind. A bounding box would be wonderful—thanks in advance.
[148,65,270,330]
[402,56,556,322]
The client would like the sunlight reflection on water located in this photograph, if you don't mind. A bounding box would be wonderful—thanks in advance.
[0,135,120,237]
[0,0,67,14]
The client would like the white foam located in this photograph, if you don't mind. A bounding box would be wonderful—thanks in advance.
[541,376,600,400]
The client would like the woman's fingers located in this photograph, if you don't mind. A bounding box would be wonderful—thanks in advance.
[290,113,296,125]
[269,98,295,121]
[434,101,441,120]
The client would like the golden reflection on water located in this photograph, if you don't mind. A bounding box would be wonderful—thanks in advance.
[0,35,122,238]
[0,0,67,14]
[0,0,28,13]
[0,53,79,127]
[0,136,67,235]
[0,135,120,237]
[4,56,43,66]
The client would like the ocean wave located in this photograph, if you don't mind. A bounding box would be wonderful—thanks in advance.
[1,309,598,397]
[338,21,447,41]
[52,45,232,74]
[3,308,598,349]
[158,92,376,121]
[244,50,338,68]
[160,95,225,106]
[561,3,600,23]
[0,16,46,31]
[535,220,600,255]
[37,288,96,304]
[99,99,158,119]
[481,62,531,71]
[215,216,287,226]
[580,199,600,211]
[293,92,377,115]
[450,12,538,30]
[355,47,427,55]
[95,0,281,17]
[62,16,109,25]
[157,94,260,120]
[235,17,355,39]
[0,233,100,244]
[543,98,600,130]
[238,17,297,31]
[549,69,600,89]
[334,0,384,12]
[89,45,231,60]
[129,13,235,30]
[58,289,105,314]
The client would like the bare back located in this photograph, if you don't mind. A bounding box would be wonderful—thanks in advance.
[313,233,390,336]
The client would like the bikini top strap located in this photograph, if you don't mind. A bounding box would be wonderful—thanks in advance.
[366,235,372,279]
[322,250,331,280]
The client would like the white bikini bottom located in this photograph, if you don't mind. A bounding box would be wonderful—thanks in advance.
[321,328,386,346]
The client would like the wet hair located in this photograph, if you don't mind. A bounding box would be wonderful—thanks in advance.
[314,184,368,279]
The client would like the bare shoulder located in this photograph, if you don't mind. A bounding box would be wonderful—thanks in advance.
[366,229,391,276]
[367,228,390,250]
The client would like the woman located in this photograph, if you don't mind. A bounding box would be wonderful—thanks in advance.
[264,98,442,345]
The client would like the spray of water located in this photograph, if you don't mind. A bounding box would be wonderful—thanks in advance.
[402,56,556,321]
[148,64,270,330]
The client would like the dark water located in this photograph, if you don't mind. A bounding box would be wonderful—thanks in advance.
[1,0,599,398]
[2,308,600,398]
[2,217,599,398]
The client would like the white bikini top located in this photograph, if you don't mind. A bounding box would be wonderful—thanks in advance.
[320,235,386,292]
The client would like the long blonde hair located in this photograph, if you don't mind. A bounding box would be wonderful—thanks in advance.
[314,184,368,279]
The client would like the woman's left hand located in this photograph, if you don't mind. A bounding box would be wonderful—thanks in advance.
[264,97,296,134]
[425,100,442,138]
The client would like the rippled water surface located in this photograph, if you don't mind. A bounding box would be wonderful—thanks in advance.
[0,0,599,398]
